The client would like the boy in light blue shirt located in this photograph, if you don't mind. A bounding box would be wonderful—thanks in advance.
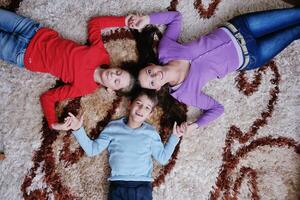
[65,89,189,200]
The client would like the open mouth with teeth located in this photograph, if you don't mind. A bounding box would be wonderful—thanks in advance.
[135,112,143,118]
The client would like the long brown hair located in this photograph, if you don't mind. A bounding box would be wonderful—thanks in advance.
[117,25,162,96]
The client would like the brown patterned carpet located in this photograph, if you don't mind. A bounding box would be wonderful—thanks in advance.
[0,0,299,199]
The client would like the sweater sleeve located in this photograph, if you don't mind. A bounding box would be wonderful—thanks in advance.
[151,132,180,165]
[195,92,224,126]
[40,85,82,127]
[149,11,182,42]
[72,127,110,157]
[88,16,126,46]
[180,91,224,127]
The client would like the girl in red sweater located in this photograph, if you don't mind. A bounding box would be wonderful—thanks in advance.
[0,9,135,131]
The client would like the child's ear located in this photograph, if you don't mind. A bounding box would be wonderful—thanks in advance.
[106,88,116,95]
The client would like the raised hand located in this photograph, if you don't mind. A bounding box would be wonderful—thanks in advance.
[172,121,187,138]
[67,112,83,131]
[172,121,198,138]
[51,120,72,131]
[125,14,134,27]
[51,112,83,131]
[126,14,150,30]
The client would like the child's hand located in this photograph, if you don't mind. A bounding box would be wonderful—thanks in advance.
[125,14,134,27]
[127,14,150,30]
[66,112,83,131]
[51,121,72,131]
[172,121,198,138]
[51,112,83,131]
[172,121,187,138]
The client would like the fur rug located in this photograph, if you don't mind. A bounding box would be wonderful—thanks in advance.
[0,0,299,199]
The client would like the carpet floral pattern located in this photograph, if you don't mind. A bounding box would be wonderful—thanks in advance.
[0,0,299,199]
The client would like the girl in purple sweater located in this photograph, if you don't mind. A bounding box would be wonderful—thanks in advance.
[129,8,300,129]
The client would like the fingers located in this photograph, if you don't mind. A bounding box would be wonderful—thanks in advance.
[173,121,191,137]
[180,122,187,134]
[68,112,82,121]
[176,125,181,135]
[173,121,177,133]
[64,116,71,125]
[173,121,196,137]
[127,15,146,30]
[127,15,138,28]
[68,112,76,118]
[178,124,184,134]
[128,19,134,28]
[63,118,72,127]
[64,116,71,122]
[126,14,135,27]
[57,120,71,131]
[175,123,185,137]
[79,115,84,125]
[126,14,149,30]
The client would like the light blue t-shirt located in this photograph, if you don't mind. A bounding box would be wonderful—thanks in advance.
[72,117,180,181]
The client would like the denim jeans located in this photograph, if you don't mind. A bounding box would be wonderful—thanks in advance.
[108,181,152,200]
[230,7,300,70]
[0,9,41,67]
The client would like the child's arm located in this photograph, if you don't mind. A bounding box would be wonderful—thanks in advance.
[40,85,82,130]
[67,113,110,157]
[151,122,185,165]
[88,15,131,46]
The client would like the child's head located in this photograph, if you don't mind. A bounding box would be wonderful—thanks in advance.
[128,88,158,124]
[97,65,136,94]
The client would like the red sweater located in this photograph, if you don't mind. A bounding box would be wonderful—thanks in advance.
[24,16,126,126]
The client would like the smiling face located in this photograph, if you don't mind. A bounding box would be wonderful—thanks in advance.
[138,64,166,90]
[128,94,155,125]
[98,68,131,91]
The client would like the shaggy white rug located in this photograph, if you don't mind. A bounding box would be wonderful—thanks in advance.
[0,0,299,199]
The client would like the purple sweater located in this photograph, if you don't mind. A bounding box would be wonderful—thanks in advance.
[150,11,240,127]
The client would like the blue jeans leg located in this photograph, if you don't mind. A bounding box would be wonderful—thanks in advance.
[236,7,300,37]
[230,8,300,70]
[0,30,26,66]
[0,9,41,67]
[251,24,300,69]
